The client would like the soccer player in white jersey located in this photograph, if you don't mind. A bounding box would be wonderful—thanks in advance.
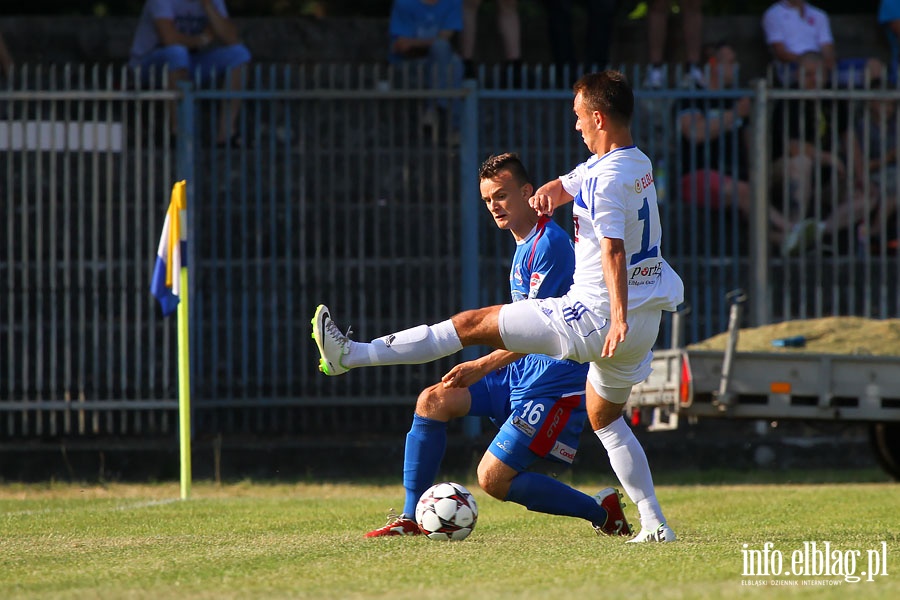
[313,71,683,542]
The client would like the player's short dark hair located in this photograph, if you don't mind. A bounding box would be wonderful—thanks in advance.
[478,152,532,186]
[573,70,634,126]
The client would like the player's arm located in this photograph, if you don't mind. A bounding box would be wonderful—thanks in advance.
[442,349,524,389]
[529,178,574,217]
[601,236,628,358]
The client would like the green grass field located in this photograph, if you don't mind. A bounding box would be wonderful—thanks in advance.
[1,471,898,599]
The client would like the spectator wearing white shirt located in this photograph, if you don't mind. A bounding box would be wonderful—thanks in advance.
[762,0,883,87]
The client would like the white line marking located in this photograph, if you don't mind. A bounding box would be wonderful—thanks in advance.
[2,497,181,517]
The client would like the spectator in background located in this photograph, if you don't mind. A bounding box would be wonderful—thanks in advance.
[762,0,884,87]
[0,32,13,79]
[852,96,899,254]
[676,43,793,250]
[129,0,252,147]
[389,0,463,129]
[770,52,869,255]
[879,0,900,81]
[645,0,705,88]
[461,0,521,79]
[542,1,619,81]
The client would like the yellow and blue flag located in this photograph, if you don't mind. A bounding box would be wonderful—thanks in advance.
[150,180,187,317]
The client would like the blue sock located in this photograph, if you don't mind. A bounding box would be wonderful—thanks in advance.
[401,414,447,517]
[506,471,606,524]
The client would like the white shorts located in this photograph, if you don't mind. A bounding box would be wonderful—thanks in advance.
[498,295,661,389]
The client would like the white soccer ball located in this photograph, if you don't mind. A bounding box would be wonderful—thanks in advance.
[415,481,479,541]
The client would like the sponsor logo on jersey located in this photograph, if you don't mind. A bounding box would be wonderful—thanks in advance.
[630,261,663,280]
[639,170,654,191]
[549,440,577,463]
[634,179,642,193]
[544,406,564,438]
[513,264,523,286]
[495,439,513,455]
[511,415,536,437]
[383,334,396,347]
[528,272,543,298]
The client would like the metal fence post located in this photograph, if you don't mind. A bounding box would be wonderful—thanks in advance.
[459,78,482,438]
[749,77,770,327]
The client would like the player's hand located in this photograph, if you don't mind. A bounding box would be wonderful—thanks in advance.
[602,319,628,358]
[441,361,484,389]
[529,193,555,217]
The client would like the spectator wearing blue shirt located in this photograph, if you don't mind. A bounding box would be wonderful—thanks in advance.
[129,0,252,147]
[879,0,900,81]
[389,0,464,130]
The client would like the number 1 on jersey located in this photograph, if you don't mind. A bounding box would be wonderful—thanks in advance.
[630,197,658,266]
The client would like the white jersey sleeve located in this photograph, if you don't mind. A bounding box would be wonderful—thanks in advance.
[561,161,587,199]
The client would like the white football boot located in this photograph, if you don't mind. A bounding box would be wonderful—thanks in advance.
[311,304,351,376]
[627,522,677,543]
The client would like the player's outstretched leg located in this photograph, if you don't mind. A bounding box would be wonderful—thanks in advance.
[311,304,465,375]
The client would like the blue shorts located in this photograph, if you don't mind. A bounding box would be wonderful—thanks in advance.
[469,355,589,472]
[132,44,252,86]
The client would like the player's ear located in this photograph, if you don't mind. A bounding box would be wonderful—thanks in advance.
[521,182,534,199]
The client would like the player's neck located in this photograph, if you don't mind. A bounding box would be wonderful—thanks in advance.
[597,130,634,157]
[509,214,539,242]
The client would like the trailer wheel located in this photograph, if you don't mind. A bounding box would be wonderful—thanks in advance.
[870,423,900,481]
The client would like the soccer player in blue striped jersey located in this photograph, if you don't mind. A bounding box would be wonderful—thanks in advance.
[364,153,630,538]
[315,72,682,542]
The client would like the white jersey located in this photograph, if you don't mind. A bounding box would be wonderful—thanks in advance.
[559,146,683,316]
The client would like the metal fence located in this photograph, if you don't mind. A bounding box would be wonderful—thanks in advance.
[1,63,898,439]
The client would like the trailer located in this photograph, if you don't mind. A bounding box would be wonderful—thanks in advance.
[627,292,900,479]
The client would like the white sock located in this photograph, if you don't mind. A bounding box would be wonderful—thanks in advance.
[595,416,665,531]
[344,320,463,368]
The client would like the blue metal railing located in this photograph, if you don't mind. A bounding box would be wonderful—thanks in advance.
[1,62,898,438]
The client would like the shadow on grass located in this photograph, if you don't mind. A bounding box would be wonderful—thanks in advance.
[573,467,894,487]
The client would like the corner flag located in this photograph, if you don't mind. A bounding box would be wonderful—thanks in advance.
[150,180,193,500]
[150,181,187,316]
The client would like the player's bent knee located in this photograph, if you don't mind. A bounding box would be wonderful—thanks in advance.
[415,383,468,421]
[415,384,444,418]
